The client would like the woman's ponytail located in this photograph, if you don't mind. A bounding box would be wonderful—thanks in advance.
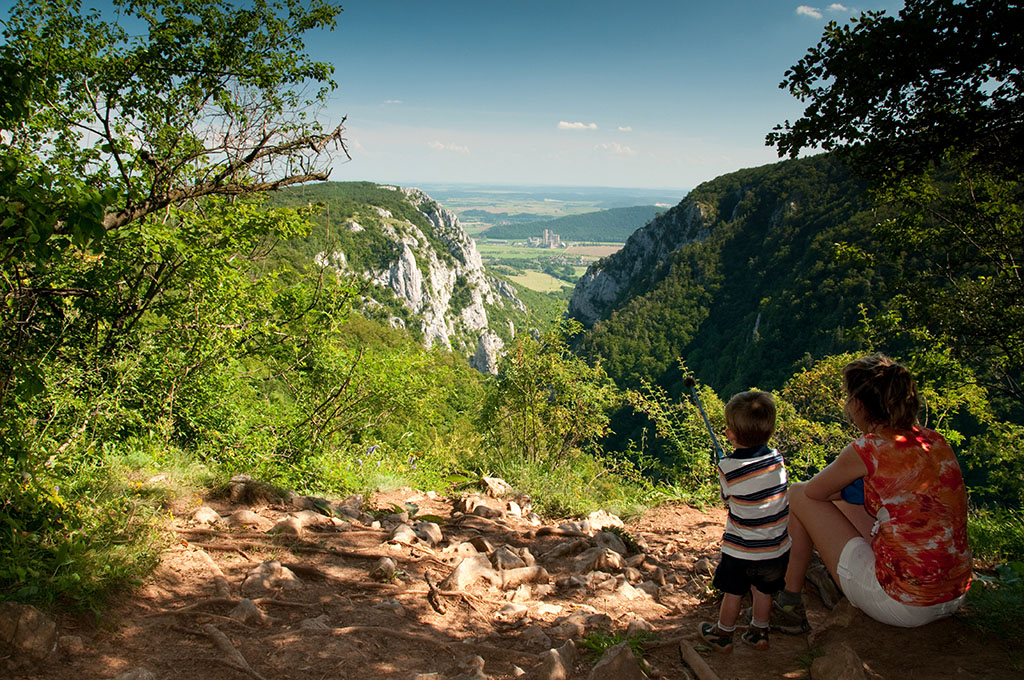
[843,354,920,430]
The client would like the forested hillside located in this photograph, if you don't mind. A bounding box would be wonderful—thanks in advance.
[572,155,883,395]
[483,205,660,242]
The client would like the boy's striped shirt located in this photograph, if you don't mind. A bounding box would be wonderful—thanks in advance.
[718,445,791,560]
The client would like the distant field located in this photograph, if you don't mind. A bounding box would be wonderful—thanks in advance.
[476,241,622,261]
[508,270,573,293]
[566,244,621,258]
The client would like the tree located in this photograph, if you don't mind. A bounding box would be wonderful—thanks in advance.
[768,0,1023,181]
[768,0,1024,407]
[481,320,619,467]
[0,0,348,406]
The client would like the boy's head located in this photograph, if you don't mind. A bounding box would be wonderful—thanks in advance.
[724,391,776,448]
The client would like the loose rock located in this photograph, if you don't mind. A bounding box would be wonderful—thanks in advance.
[586,642,646,680]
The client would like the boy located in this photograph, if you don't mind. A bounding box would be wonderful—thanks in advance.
[698,391,790,652]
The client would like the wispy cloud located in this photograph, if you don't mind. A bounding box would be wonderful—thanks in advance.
[618,125,633,132]
[558,121,598,131]
[828,3,850,11]
[596,142,637,157]
[428,140,470,154]
[796,5,823,19]
[384,99,403,105]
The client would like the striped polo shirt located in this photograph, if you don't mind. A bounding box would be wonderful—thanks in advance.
[718,444,791,560]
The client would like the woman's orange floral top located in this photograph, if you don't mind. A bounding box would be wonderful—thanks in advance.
[849,426,972,606]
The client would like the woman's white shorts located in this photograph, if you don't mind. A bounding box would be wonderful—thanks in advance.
[836,537,966,628]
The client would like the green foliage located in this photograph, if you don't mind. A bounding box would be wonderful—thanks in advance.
[579,155,882,396]
[968,509,1024,563]
[580,629,656,665]
[626,378,722,496]
[963,560,1024,646]
[480,319,620,467]
[769,0,1024,405]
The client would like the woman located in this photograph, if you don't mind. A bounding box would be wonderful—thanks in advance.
[772,354,972,631]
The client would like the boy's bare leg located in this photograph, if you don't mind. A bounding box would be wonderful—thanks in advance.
[750,586,771,625]
[719,592,742,628]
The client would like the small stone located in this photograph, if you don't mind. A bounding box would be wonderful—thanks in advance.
[292,509,329,527]
[299,614,332,631]
[4,603,57,659]
[574,547,625,573]
[240,560,302,596]
[625,617,654,637]
[623,566,642,583]
[586,642,646,680]
[491,545,527,570]
[373,598,406,617]
[587,510,624,532]
[481,476,513,497]
[271,516,303,536]
[495,603,529,622]
[521,625,553,650]
[502,566,549,589]
[531,602,562,617]
[112,670,156,680]
[519,547,536,566]
[593,531,628,555]
[390,523,418,545]
[468,536,494,553]
[226,509,263,527]
[425,490,439,500]
[192,506,220,525]
[440,554,500,590]
[537,639,576,680]
[229,598,270,627]
[617,580,645,600]
[507,500,523,516]
[810,642,868,680]
[59,634,85,655]
[692,556,716,574]
[370,557,399,581]
[414,521,444,546]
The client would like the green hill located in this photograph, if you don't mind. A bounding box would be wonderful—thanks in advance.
[573,155,894,395]
[484,205,661,242]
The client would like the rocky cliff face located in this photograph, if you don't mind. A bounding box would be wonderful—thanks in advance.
[316,185,525,373]
[568,199,710,326]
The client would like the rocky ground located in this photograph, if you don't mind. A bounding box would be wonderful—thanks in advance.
[2,476,1018,680]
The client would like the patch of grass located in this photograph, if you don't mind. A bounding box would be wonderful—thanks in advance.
[579,629,657,664]
[962,561,1024,646]
[968,508,1024,562]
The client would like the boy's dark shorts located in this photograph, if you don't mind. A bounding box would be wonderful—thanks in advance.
[712,551,790,596]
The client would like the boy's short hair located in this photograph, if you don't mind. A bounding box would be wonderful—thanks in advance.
[724,391,776,447]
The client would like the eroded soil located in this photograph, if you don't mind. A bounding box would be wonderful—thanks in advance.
[3,482,1018,680]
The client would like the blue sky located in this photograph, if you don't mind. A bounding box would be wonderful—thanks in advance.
[324,1,905,190]
[2,0,906,190]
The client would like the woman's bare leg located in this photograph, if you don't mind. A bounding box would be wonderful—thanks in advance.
[784,482,864,591]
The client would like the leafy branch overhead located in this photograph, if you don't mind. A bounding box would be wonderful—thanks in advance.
[767,0,1024,182]
[0,0,348,263]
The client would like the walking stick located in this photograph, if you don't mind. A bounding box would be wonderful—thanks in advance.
[684,375,724,466]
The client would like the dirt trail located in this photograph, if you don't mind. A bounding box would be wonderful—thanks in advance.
[3,482,1016,680]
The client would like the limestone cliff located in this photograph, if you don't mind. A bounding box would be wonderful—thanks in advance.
[568,199,711,327]
[308,184,525,373]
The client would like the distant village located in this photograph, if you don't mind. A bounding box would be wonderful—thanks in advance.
[516,229,566,249]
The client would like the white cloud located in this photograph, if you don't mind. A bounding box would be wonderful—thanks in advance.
[595,142,637,157]
[384,99,403,105]
[796,5,823,19]
[618,125,633,132]
[428,140,470,154]
[558,121,598,131]
[827,3,849,11]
